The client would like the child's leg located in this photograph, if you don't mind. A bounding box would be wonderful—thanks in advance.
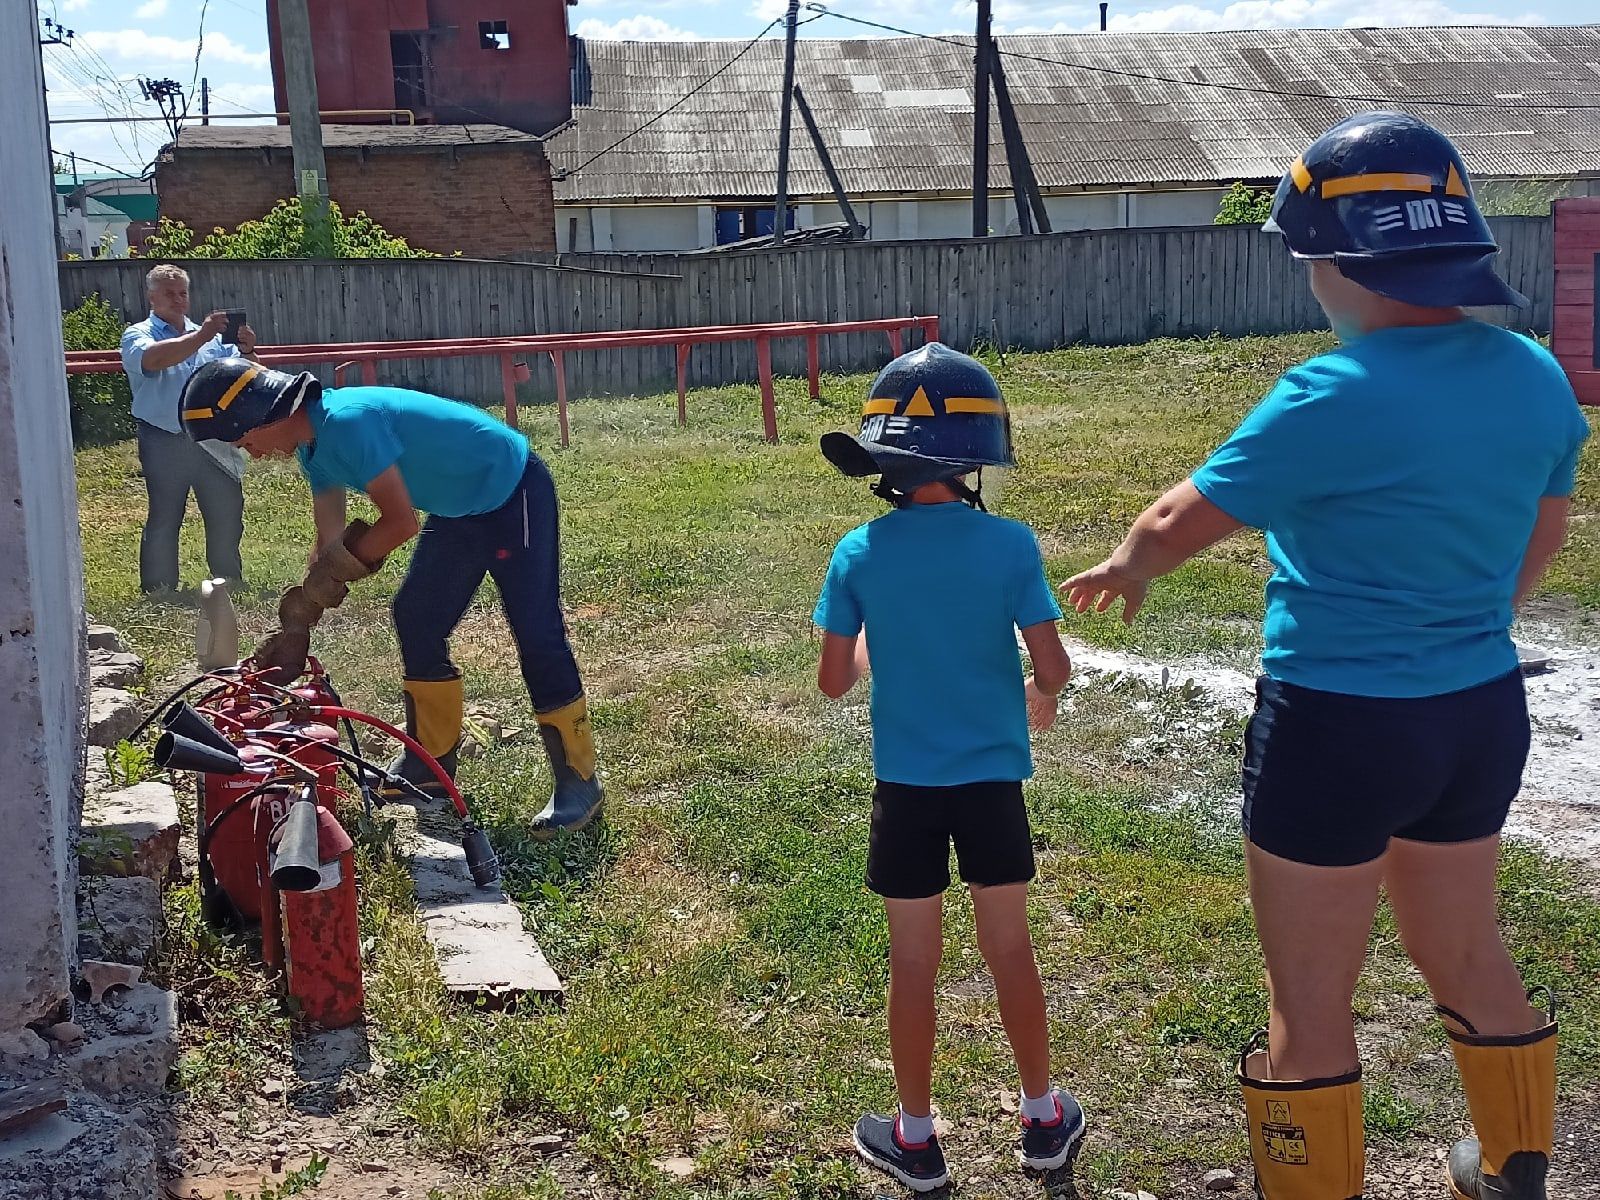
[970,882,1050,1099]
[884,895,944,1118]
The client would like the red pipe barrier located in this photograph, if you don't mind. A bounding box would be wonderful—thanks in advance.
[66,316,942,446]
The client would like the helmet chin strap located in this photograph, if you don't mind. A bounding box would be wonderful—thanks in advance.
[872,467,987,512]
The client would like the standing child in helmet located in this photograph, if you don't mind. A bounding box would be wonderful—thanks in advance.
[1063,113,1587,1200]
[814,343,1083,1192]
[178,364,603,838]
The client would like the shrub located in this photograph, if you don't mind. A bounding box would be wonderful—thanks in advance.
[61,293,135,447]
[139,197,433,260]
[1215,181,1276,226]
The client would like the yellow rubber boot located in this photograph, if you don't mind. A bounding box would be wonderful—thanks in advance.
[381,672,464,801]
[1239,1043,1364,1200]
[532,696,603,838]
[1444,999,1557,1200]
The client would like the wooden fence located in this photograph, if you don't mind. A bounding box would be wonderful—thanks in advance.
[62,217,1552,406]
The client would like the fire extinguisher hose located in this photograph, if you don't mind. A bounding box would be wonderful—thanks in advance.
[308,706,471,821]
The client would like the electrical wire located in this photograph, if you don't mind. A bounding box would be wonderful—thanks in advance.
[802,3,1600,112]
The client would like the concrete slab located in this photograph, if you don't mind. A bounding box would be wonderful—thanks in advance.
[86,625,126,654]
[89,651,144,691]
[66,983,178,1097]
[405,808,562,1002]
[0,1086,157,1200]
[77,877,161,965]
[87,689,142,749]
[80,783,180,881]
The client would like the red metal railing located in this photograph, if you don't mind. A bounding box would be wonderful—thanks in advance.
[67,316,941,446]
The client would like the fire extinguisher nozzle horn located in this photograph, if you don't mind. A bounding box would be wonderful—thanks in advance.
[270,799,323,892]
[161,702,236,756]
[463,824,501,888]
[154,730,244,775]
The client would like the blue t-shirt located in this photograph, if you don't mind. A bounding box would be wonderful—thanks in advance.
[813,502,1062,786]
[1192,321,1589,699]
[297,386,529,517]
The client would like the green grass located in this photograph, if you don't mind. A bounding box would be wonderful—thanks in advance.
[89,335,1600,1197]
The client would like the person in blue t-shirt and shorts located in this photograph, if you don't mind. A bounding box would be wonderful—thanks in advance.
[178,362,603,838]
[1064,114,1588,1200]
[814,343,1084,1191]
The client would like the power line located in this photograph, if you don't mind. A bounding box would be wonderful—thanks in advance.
[802,4,1600,111]
[562,17,786,178]
[191,0,211,97]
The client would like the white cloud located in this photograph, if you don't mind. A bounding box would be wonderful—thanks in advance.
[83,28,269,68]
[63,0,92,10]
[135,0,168,17]
[1094,0,1542,30]
[574,14,702,38]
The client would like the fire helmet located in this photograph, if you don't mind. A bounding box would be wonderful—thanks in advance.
[179,358,320,443]
[821,343,1014,505]
[1262,111,1525,308]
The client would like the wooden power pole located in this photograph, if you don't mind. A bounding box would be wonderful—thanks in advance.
[773,0,801,247]
[972,0,992,237]
[274,0,333,257]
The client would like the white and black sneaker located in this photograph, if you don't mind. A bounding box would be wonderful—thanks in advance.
[853,1113,950,1192]
[1017,1089,1086,1172]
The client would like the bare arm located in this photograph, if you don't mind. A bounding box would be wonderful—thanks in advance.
[817,631,870,699]
[140,312,227,372]
[1514,496,1571,610]
[1020,619,1071,730]
[310,489,348,561]
[1063,481,1245,624]
[354,466,421,564]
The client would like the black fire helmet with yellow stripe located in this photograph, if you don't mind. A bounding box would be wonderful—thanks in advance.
[179,357,321,443]
[1262,111,1525,308]
[821,342,1014,508]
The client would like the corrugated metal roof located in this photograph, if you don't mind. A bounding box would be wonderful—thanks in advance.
[174,123,542,152]
[549,25,1600,203]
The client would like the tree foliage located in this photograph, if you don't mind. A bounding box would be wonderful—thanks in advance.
[1214,181,1276,226]
[61,293,135,448]
[139,197,433,259]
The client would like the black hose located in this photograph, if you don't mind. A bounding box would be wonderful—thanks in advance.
[247,727,435,806]
[124,674,216,745]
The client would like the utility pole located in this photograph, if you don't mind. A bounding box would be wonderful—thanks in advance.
[275,0,334,257]
[972,0,992,237]
[773,0,801,248]
[990,51,1050,234]
[200,76,209,125]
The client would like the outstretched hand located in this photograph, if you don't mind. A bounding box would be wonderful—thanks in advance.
[1061,560,1149,625]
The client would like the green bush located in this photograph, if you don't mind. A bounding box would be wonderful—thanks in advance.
[1215,181,1276,226]
[140,197,433,260]
[61,293,135,447]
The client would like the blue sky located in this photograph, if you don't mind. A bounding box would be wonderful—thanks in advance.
[40,0,1594,180]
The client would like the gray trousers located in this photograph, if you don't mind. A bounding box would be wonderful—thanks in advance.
[137,420,244,592]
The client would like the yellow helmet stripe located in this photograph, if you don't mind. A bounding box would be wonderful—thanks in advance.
[1289,156,1313,193]
[214,364,261,412]
[862,396,1005,416]
[184,407,215,420]
[1321,171,1436,198]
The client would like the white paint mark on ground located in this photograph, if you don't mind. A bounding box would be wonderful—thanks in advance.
[1036,629,1600,873]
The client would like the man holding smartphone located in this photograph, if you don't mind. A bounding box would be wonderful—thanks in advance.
[120,264,258,593]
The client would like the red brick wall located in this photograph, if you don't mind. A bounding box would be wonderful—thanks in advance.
[1553,198,1600,407]
[155,145,555,257]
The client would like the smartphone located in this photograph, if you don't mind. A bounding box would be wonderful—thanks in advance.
[223,310,246,343]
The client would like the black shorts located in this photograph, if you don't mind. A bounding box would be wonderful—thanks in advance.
[866,779,1036,900]
[1241,670,1530,868]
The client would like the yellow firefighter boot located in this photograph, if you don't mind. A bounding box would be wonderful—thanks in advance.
[1239,1043,1364,1200]
[381,671,464,801]
[1444,998,1557,1200]
[531,696,604,838]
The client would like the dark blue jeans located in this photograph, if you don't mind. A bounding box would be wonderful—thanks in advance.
[391,453,583,712]
[137,420,244,592]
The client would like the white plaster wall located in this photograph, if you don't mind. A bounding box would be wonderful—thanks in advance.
[607,206,703,253]
[0,0,87,1032]
[1130,188,1228,227]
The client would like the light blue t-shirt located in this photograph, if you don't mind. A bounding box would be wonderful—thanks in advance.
[813,502,1062,786]
[1192,321,1589,699]
[297,386,529,517]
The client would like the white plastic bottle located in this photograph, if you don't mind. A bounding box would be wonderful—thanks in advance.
[196,578,240,671]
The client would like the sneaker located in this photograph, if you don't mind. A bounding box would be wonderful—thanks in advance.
[853,1113,950,1192]
[1017,1089,1087,1172]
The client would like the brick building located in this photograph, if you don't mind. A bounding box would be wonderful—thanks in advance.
[266,0,575,137]
[155,124,555,257]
